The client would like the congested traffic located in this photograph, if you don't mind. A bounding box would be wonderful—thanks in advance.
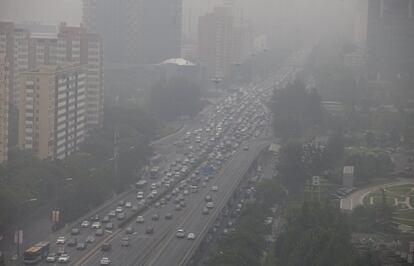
[22,54,302,265]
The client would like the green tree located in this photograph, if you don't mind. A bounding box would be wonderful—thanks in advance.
[278,140,308,193]
[269,79,323,140]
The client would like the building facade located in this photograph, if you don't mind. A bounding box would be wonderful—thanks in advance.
[0,56,9,163]
[365,0,414,80]
[0,22,104,130]
[141,0,182,64]
[198,7,234,80]
[18,65,86,160]
[82,0,182,64]
[58,24,104,129]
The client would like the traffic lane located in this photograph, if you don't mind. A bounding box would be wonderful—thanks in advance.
[44,178,161,265]
[82,179,214,266]
[84,204,178,266]
[147,144,267,266]
[90,149,234,266]
[79,198,177,265]
[125,179,222,265]
[148,157,249,266]
[145,148,256,266]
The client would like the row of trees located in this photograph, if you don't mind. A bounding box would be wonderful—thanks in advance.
[0,104,157,233]
[275,201,364,266]
[277,131,345,193]
[268,79,323,140]
[206,180,285,266]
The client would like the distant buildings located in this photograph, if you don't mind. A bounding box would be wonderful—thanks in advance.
[356,0,414,81]
[141,0,182,64]
[0,56,9,163]
[198,7,234,80]
[83,0,182,64]
[197,6,255,81]
[18,65,86,160]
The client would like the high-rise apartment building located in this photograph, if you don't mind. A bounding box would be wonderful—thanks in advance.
[0,56,9,163]
[18,65,86,160]
[0,22,14,105]
[198,7,234,79]
[82,0,182,64]
[0,22,104,130]
[58,24,104,129]
[365,0,414,80]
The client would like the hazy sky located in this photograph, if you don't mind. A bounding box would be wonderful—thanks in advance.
[0,0,82,25]
[0,0,357,42]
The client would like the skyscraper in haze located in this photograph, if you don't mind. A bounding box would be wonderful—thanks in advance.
[82,0,142,64]
[0,56,9,163]
[141,0,182,64]
[365,0,414,80]
[198,6,234,80]
[83,0,182,64]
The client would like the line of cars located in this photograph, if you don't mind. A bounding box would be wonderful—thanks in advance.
[31,76,274,265]
[89,82,275,264]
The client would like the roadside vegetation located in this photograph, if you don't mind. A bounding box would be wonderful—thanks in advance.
[0,103,156,234]
[206,179,285,266]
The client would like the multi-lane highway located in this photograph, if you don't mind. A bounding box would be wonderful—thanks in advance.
[25,50,308,266]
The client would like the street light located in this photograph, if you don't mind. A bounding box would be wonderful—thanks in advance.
[52,178,72,231]
[16,198,37,263]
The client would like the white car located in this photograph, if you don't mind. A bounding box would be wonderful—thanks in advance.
[56,236,66,244]
[125,202,132,208]
[206,202,214,209]
[91,222,101,229]
[57,254,70,263]
[115,207,123,213]
[80,220,90,228]
[100,257,111,265]
[187,233,196,240]
[136,216,144,223]
[176,229,186,238]
[211,186,218,192]
[46,253,57,262]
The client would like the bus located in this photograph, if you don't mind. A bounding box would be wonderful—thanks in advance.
[23,241,49,264]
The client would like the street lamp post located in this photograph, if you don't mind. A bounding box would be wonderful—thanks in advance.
[16,198,37,264]
[52,178,72,231]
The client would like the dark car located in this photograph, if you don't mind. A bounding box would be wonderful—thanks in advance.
[152,214,159,221]
[125,227,134,234]
[121,237,130,247]
[67,238,77,247]
[165,213,173,220]
[102,216,110,223]
[70,228,80,235]
[95,229,104,236]
[145,227,154,234]
[105,223,114,230]
[101,243,111,251]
